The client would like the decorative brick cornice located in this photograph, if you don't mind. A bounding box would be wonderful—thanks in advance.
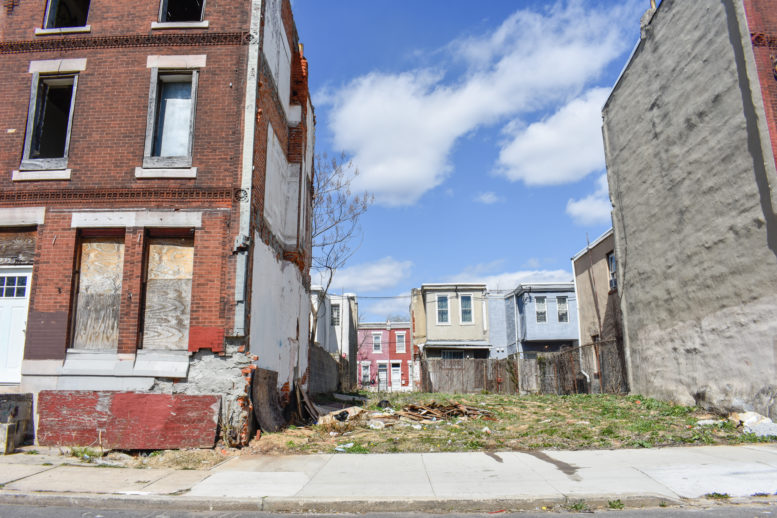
[0,188,234,204]
[0,32,251,54]
[752,32,777,48]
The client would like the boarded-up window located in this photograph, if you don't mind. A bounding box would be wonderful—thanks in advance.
[72,238,124,351]
[0,230,36,265]
[142,238,193,351]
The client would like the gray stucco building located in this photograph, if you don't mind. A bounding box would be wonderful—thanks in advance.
[603,0,777,417]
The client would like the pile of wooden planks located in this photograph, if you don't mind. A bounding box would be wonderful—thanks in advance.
[396,402,494,422]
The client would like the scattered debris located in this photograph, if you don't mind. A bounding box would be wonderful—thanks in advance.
[730,412,777,438]
[396,402,494,422]
[377,400,392,408]
[317,406,367,432]
[696,419,724,427]
[368,420,385,430]
[335,442,354,452]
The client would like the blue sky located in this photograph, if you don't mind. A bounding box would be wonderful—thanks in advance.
[292,0,646,321]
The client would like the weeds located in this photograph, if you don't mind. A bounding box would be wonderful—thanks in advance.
[608,499,624,510]
[565,498,590,512]
[705,492,730,500]
[69,446,102,462]
[24,450,38,455]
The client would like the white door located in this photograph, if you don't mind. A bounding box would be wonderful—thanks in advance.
[0,267,32,383]
[378,364,388,391]
[390,362,401,391]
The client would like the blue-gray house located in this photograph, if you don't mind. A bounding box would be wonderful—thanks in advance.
[505,283,578,358]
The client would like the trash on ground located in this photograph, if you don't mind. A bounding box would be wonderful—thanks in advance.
[368,420,386,430]
[396,402,494,422]
[317,406,366,432]
[730,411,777,438]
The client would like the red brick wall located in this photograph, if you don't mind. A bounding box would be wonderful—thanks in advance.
[37,391,220,449]
[743,0,777,170]
[1,0,250,39]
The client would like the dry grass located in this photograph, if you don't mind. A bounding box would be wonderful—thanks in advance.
[245,392,775,455]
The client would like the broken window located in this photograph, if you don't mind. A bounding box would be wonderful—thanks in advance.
[22,74,77,170]
[144,70,198,168]
[140,236,194,351]
[535,296,547,323]
[71,236,125,351]
[44,0,91,29]
[160,0,204,22]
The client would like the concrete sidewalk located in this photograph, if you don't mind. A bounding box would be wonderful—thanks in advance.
[0,444,776,512]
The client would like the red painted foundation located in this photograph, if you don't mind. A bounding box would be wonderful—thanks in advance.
[37,391,221,449]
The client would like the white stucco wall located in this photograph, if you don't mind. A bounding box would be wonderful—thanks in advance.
[264,123,299,247]
[249,241,310,390]
[262,0,291,118]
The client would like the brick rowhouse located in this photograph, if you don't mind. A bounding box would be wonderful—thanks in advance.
[0,0,314,448]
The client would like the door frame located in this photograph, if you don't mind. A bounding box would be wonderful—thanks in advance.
[0,265,33,384]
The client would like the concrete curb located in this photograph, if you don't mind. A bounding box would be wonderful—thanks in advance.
[0,490,686,513]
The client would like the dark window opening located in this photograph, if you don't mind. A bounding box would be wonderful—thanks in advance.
[30,77,74,160]
[161,0,204,22]
[45,0,91,28]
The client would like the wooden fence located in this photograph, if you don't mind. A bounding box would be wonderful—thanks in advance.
[419,340,627,395]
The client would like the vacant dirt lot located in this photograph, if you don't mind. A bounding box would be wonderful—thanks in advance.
[245,392,774,455]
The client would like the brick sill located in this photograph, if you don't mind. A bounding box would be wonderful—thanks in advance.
[150,21,209,30]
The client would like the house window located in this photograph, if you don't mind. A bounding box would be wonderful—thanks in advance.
[0,276,27,298]
[143,69,198,168]
[607,251,617,290]
[396,332,406,353]
[460,294,473,323]
[159,0,204,22]
[437,295,449,324]
[22,74,78,171]
[330,304,340,326]
[536,296,547,323]
[442,350,464,360]
[557,296,568,323]
[360,363,370,385]
[44,0,91,29]
[372,333,381,352]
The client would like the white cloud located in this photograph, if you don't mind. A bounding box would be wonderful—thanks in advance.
[361,295,412,322]
[496,88,609,185]
[447,262,572,292]
[326,257,412,293]
[566,174,612,226]
[475,192,503,204]
[323,0,641,206]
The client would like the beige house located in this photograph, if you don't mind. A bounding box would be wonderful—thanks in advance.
[410,284,490,359]
[571,229,621,345]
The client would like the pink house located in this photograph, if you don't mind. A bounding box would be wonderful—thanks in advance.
[356,322,413,391]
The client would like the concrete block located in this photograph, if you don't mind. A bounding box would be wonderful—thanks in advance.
[0,423,16,454]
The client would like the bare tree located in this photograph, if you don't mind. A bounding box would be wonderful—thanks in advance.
[310,153,372,344]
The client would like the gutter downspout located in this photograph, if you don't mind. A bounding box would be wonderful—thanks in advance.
[233,0,263,336]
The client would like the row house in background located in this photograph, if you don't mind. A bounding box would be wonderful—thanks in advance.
[0,0,314,448]
[410,284,490,360]
[502,283,579,359]
[310,288,357,388]
[356,321,412,392]
[571,229,621,346]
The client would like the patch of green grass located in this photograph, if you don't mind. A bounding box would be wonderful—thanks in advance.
[41,462,52,466]
[659,500,667,507]
[25,449,39,455]
[608,499,625,510]
[705,492,730,500]
[753,492,770,497]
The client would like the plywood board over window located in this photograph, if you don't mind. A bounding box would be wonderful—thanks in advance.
[72,238,124,351]
[0,230,36,265]
[142,238,193,350]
